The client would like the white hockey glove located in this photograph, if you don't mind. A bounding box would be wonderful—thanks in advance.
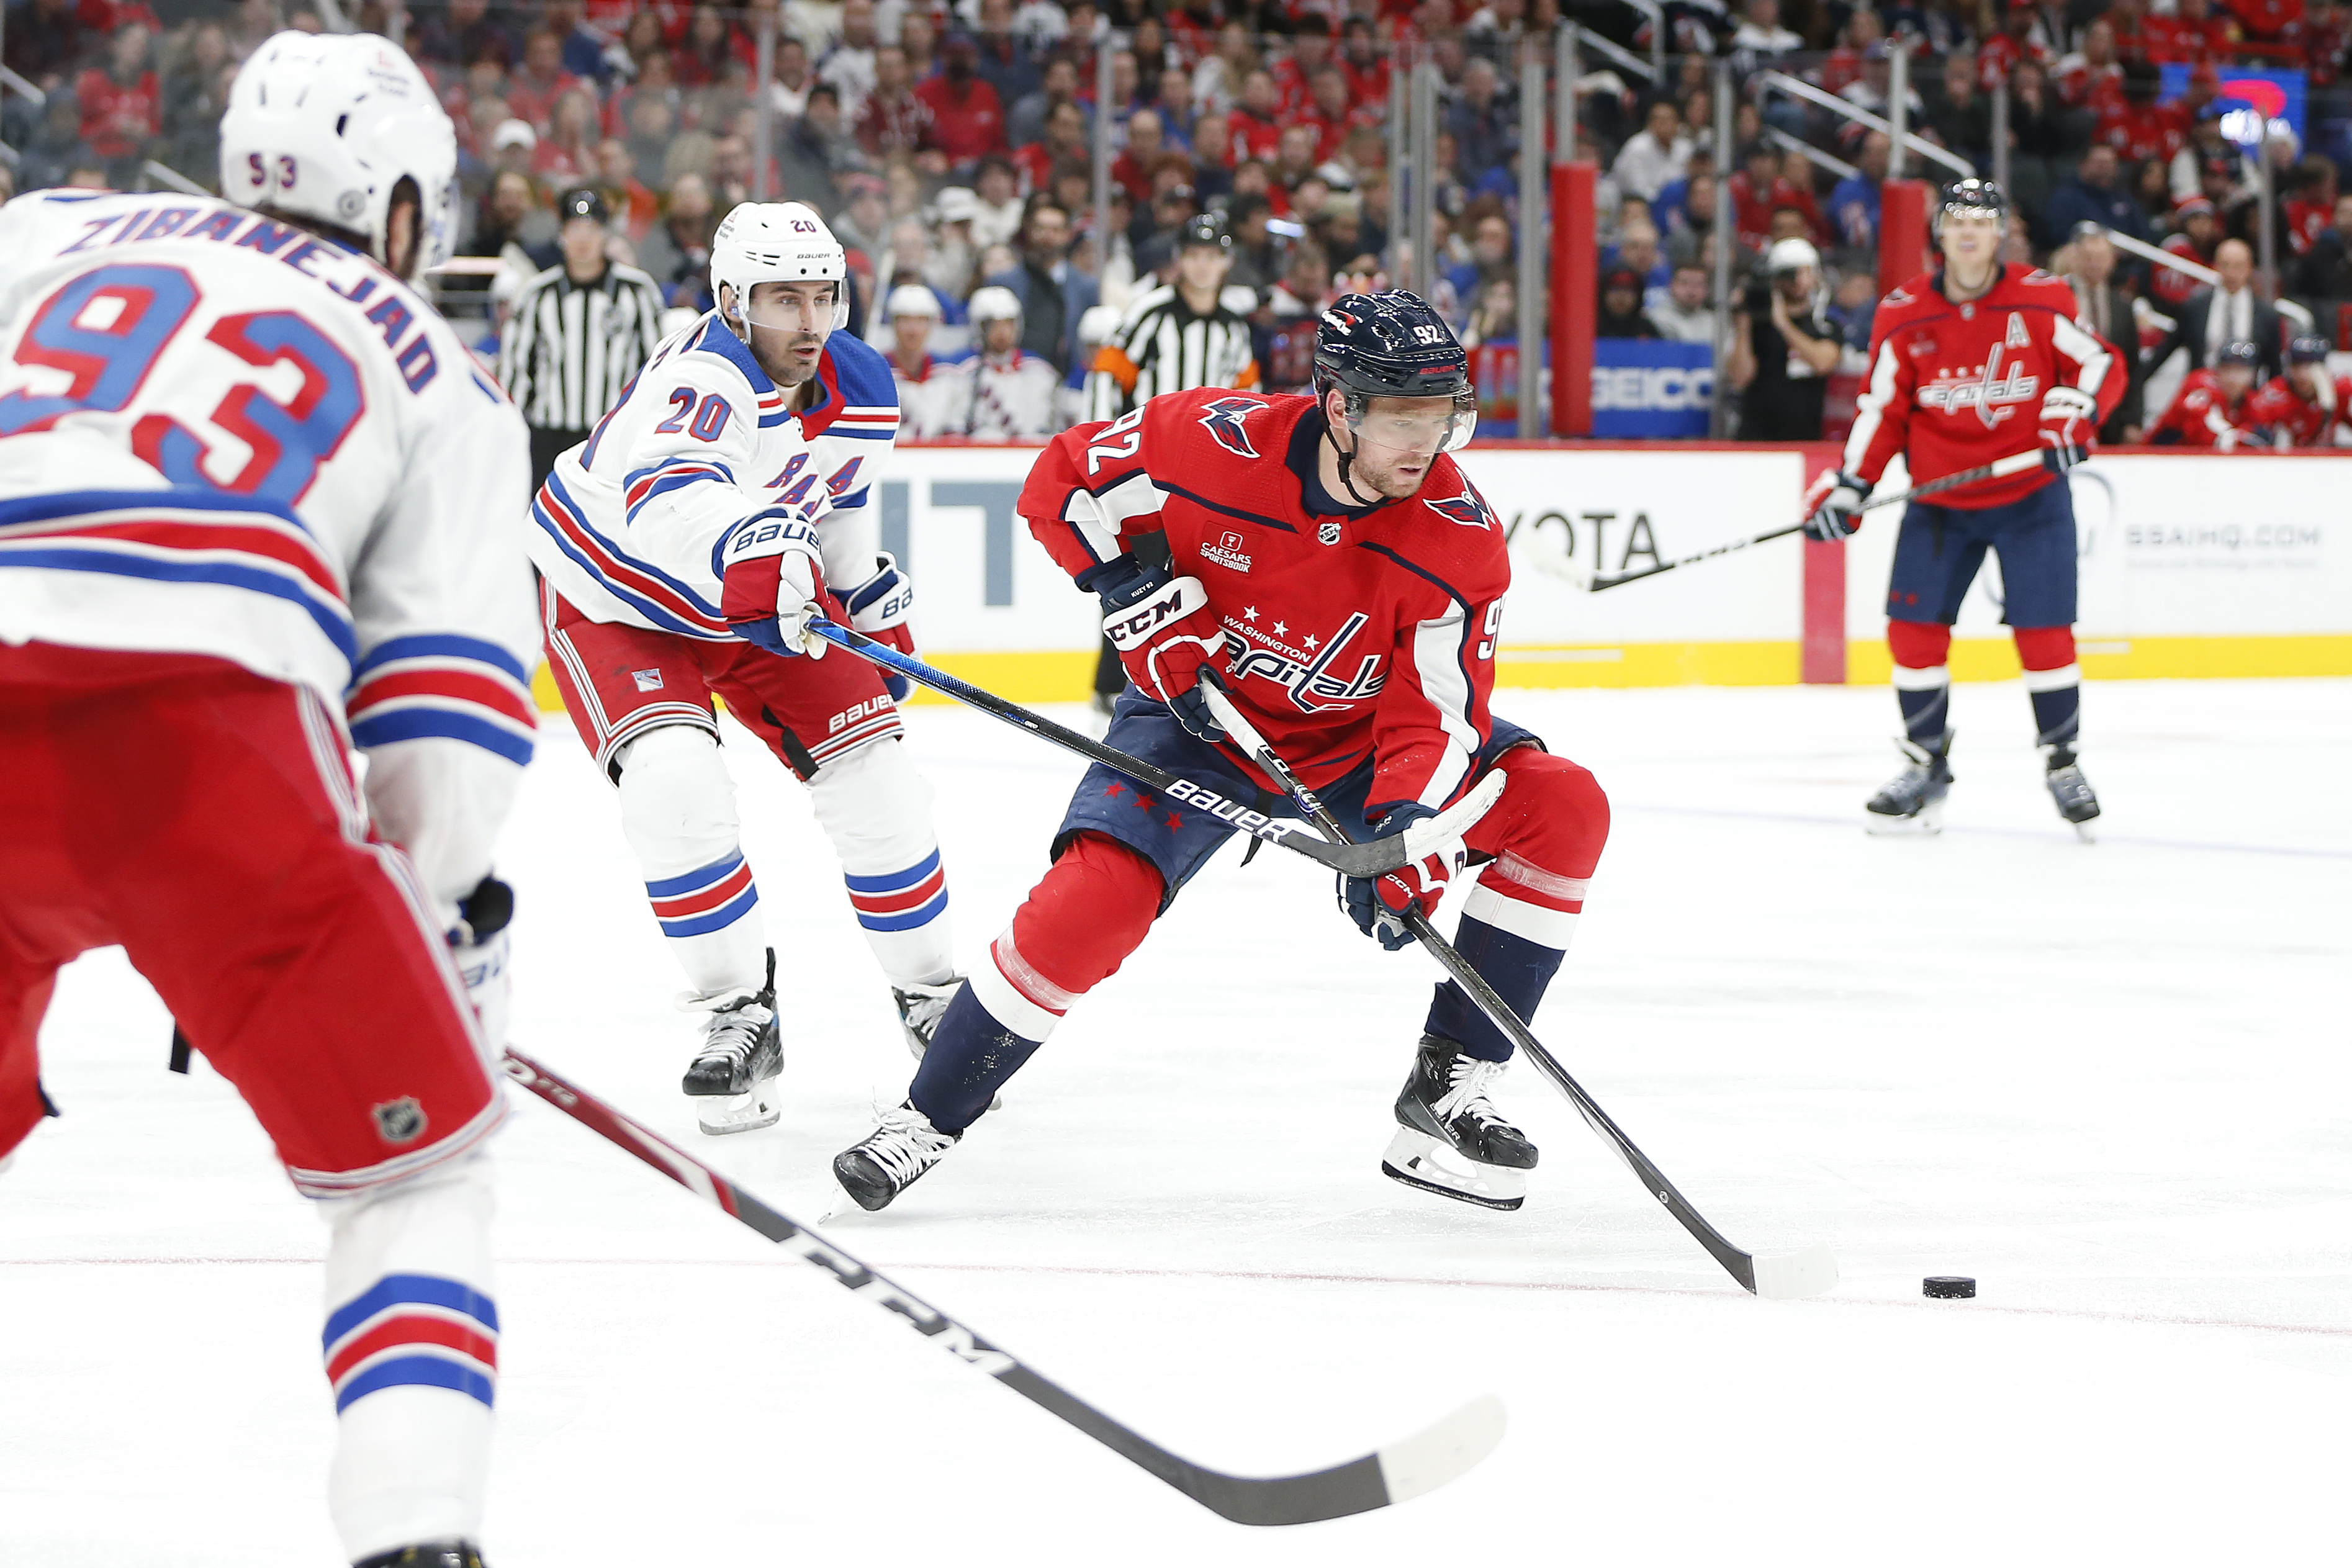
[720,506,827,657]
[449,875,514,1052]
[1084,557,1229,743]
[840,552,916,699]
[1802,470,1868,541]
[2039,385,2099,474]
[1338,803,1466,951]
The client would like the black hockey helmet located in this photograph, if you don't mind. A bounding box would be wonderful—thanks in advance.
[557,186,610,226]
[1178,212,1230,251]
[2216,338,2261,369]
[2289,333,2331,366]
[1312,290,1477,453]
[1934,177,2009,240]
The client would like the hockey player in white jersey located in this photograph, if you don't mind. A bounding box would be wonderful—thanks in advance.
[0,33,536,1568]
[529,201,959,1135]
[944,286,1063,441]
[881,281,962,440]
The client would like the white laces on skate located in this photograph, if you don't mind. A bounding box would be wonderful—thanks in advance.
[678,987,774,1066]
[861,1106,955,1184]
[893,981,956,1043]
[1435,1057,1509,1130]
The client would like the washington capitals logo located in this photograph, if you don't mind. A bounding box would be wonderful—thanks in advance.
[1917,343,2041,428]
[1426,482,1500,531]
[1197,396,1266,459]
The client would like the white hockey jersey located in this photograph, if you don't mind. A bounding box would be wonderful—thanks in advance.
[0,189,539,907]
[943,349,1061,443]
[529,313,901,637]
[890,353,966,441]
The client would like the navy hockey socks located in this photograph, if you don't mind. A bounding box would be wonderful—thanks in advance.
[1425,914,1567,1064]
[909,984,1042,1134]
[1896,680,1950,749]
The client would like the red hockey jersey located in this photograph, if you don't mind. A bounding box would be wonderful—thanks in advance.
[2147,369,2258,448]
[1022,389,1509,818]
[2243,372,2352,447]
[1842,264,2126,510]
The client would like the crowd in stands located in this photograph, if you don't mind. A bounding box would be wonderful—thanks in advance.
[4,0,2350,443]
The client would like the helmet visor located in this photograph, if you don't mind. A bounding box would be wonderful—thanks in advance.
[1342,391,1480,456]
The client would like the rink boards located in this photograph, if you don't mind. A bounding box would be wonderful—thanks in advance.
[526,444,2352,710]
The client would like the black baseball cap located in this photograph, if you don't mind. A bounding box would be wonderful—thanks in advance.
[557,187,610,225]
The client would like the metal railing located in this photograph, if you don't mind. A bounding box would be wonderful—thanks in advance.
[1754,69,1974,181]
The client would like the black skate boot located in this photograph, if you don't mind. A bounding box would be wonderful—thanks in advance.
[832,1101,961,1212]
[1382,1035,1538,1212]
[354,1544,485,1568]
[1865,732,1955,835]
[2042,744,2101,841]
[680,949,782,1135]
[891,976,963,1060]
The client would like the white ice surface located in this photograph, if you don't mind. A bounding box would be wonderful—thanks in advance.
[5,678,2348,1566]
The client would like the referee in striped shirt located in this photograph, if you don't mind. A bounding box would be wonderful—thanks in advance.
[498,187,669,487]
[1082,212,1261,710]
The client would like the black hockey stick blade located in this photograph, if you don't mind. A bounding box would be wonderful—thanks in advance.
[500,1047,1507,1523]
[1198,688,1837,1300]
[804,618,1503,879]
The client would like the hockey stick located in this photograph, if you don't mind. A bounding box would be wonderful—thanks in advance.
[1546,449,2051,593]
[1196,687,1839,1302]
[500,1047,1506,1525]
[801,617,1503,880]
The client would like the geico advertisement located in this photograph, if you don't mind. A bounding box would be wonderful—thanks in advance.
[1842,453,2352,642]
[887,444,1812,654]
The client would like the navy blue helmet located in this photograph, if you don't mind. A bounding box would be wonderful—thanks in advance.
[1312,291,1476,453]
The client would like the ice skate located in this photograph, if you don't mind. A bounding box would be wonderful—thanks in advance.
[1382,1035,1538,1212]
[2043,745,2101,842]
[1865,733,1954,835]
[679,950,782,1135]
[892,976,962,1060]
[832,1101,961,1212]
[354,1545,485,1568]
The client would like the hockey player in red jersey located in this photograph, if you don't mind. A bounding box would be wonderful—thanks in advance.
[1,34,534,1568]
[2242,335,2351,448]
[831,293,1612,1214]
[2147,338,2265,449]
[1806,179,2124,837]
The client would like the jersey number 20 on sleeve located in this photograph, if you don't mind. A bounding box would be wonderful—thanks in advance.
[0,261,365,506]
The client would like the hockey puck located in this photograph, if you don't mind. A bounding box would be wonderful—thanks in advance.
[1922,1276,1976,1299]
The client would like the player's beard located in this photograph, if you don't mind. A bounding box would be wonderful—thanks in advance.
[756,328,827,388]
[1351,441,1436,500]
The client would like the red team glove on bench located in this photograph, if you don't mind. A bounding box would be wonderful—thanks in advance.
[1341,803,1467,951]
[1083,557,1230,742]
[720,506,827,657]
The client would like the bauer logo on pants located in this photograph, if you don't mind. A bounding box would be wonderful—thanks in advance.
[372,1096,428,1145]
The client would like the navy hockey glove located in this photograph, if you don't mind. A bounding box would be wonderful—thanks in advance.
[449,875,514,1048]
[841,552,914,700]
[1802,471,1868,541]
[2039,385,2099,474]
[1081,556,1228,743]
[1338,804,1465,952]
[720,507,827,657]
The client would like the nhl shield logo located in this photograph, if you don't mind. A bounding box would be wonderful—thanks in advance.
[372,1096,428,1145]
[1318,521,1342,546]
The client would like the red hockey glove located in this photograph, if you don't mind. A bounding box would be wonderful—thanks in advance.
[1088,561,1228,742]
[2039,385,2099,474]
[1802,469,1868,541]
[840,552,915,699]
[1339,804,1465,951]
[720,507,827,657]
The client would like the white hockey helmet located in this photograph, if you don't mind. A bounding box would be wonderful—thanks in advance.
[886,281,942,320]
[968,285,1023,327]
[219,32,459,277]
[711,201,849,331]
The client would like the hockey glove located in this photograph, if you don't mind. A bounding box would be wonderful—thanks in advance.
[449,875,515,1050]
[1084,557,1229,743]
[841,552,915,700]
[720,507,827,657]
[1339,804,1465,952]
[2039,385,2099,474]
[1802,471,1868,541]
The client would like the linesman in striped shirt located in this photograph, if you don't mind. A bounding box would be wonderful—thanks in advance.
[498,187,669,486]
[1081,212,1260,710]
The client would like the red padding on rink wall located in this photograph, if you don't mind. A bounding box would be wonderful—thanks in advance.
[1800,443,1847,685]
[1878,181,1932,298]
[1551,162,1597,438]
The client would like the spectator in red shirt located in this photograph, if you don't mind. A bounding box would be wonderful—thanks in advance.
[1303,65,1367,163]
[2145,0,2235,63]
[2057,20,2125,110]
[1111,107,1168,202]
[1978,0,2053,87]
[916,34,1010,168]
[2302,0,2352,85]
[2099,62,2191,164]
[533,87,603,187]
[76,22,159,178]
[1728,140,1817,252]
[507,29,583,133]
[2284,158,2340,255]
[2155,197,2222,305]
[1228,69,1284,165]
[2228,0,2305,40]
[1016,99,1089,194]
[2104,0,2155,60]
[1271,22,1335,117]
[859,44,939,166]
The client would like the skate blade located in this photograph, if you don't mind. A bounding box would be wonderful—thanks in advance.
[1381,1128,1526,1211]
[689,1079,781,1135]
[2070,819,2097,844]
[1865,797,1946,836]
